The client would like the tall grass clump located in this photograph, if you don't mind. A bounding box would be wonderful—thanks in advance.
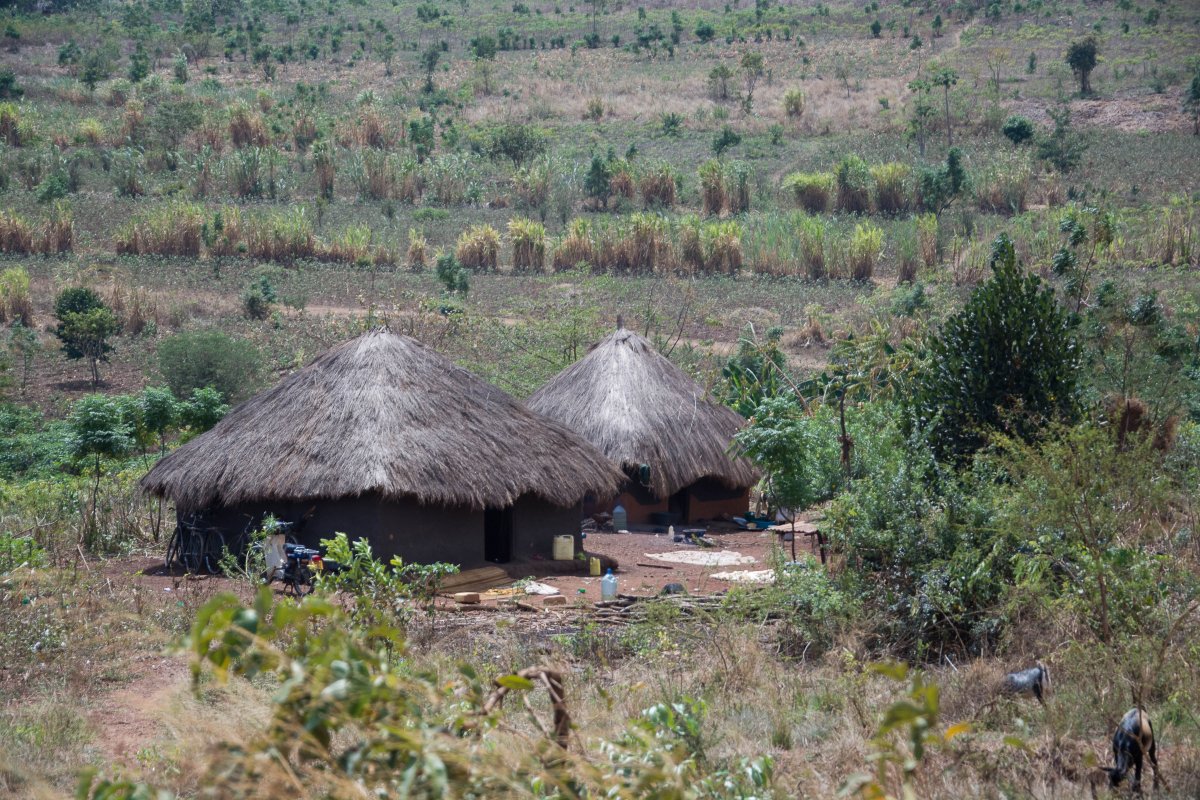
[455,224,501,271]
[743,213,799,277]
[324,224,374,265]
[896,221,919,283]
[406,229,427,272]
[782,171,833,214]
[0,102,29,146]
[608,162,636,203]
[39,203,72,254]
[783,87,806,121]
[512,158,552,218]
[246,208,318,263]
[115,202,204,257]
[348,148,395,200]
[871,162,911,215]
[675,215,706,275]
[849,222,884,281]
[627,213,669,274]
[424,153,475,206]
[698,159,726,216]
[0,209,35,254]
[703,220,743,275]
[313,140,335,200]
[0,266,34,323]
[226,147,282,199]
[228,101,268,148]
[916,213,939,266]
[727,162,751,214]
[974,153,1031,215]
[835,155,873,214]
[508,217,546,273]
[552,218,595,271]
[797,214,827,280]
[639,164,676,209]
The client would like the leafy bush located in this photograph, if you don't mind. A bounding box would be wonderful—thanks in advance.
[1001,114,1034,145]
[782,87,805,120]
[157,330,263,402]
[907,234,1080,461]
[711,124,741,156]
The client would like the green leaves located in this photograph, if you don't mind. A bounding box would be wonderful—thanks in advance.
[907,236,1079,461]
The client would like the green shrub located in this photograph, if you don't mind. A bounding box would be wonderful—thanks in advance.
[907,234,1079,461]
[157,330,263,402]
[1001,114,1035,145]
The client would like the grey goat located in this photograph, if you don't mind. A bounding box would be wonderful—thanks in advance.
[1003,661,1050,705]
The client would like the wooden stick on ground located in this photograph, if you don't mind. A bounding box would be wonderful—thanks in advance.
[481,667,571,749]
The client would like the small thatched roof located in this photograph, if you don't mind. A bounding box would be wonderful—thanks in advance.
[527,328,758,498]
[142,329,622,511]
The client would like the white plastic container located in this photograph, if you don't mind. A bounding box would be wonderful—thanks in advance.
[552,535,574,561]
[612,504,628,532]
[601,569,618,601]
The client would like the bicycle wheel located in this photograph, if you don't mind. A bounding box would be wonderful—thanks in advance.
[202,529,227,574]
[287,564,315,597]
[164,529,181,572]
[179,529,205,574]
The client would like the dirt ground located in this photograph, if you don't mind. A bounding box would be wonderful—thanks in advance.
[506,527,819,603]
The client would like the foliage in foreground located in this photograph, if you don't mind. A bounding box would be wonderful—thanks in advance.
[78,587,779,799]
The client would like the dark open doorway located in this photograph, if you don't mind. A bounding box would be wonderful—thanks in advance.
[484,506,514,563]
[668,488,690,523]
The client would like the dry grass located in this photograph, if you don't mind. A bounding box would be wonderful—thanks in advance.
[456,224,501,272]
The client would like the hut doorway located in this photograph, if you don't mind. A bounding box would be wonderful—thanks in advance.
[668,488,690,523]
[484,506,514,563]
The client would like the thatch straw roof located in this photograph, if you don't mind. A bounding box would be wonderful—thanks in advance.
[142,329,622,511]
[527,328,758,498]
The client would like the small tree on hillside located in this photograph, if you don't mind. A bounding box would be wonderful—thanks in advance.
[907,233,1080,461]
[740,51,764,114]
[54,287,119,388]
[907,78,936,157]
[68,394,133,543]
[420,45,440,93]
[1185,66,1200,136]
[931,66,958,146]
[1066,36,1099,96]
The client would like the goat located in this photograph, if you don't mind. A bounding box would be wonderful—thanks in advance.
[1003,661,1050,705]
[1104,708,1162,793]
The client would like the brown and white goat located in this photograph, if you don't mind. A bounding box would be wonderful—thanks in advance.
[1105,708,1162,793]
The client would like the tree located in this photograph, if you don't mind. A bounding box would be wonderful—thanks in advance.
[128,41,150,83]
[1185,66,1200,135]
[54,288,118,388]
[157,329,263,402]
[740,52,764,114]
[1037,103,1087,172]
[68,394,133,541]
[931,66,958,146]
[906,78,936,157]
[917,147,967,215]
[1001,114,1035,145]
[694,20,716,43]
[180,386,229,437]
[907,234,1080,461]
[420,45,440,93]
[707,64,734,101]
[1066,35,1098,96]
[584,154,612,208]
[870,19,882,38]
[79,49,112,92]
[139,386,180,455]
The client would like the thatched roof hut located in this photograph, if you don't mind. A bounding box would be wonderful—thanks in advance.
[528,328,758,524]
[143,329,622,565]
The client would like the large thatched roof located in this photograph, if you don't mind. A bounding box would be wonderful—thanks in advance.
[527,328,758,498]
[142,329,622,511]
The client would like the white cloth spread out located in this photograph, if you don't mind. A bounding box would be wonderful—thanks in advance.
[644,551,757,567]
[711,569,775,583]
